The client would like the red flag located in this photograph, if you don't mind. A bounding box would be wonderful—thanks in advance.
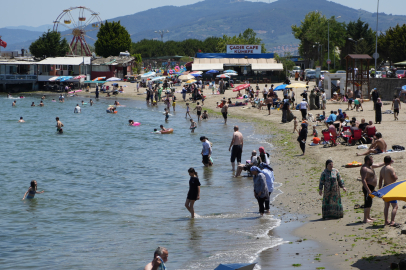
[0,39,7,48]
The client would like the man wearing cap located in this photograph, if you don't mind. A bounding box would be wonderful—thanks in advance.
[371,88,379,110]
[300,89,308,103]
[200,136,212,167]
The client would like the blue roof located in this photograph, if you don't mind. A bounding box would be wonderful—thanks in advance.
[195,53,274,59]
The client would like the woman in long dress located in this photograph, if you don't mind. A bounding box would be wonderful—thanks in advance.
[375,98,382,124]
[319,160,347,219]
[250,166,269,216]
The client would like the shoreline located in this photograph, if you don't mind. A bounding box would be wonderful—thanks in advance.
[17,83,406,269]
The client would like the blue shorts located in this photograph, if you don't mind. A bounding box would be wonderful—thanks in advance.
[389,200,398,204]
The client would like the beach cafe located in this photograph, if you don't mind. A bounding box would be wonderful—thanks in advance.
[192,45,284,83]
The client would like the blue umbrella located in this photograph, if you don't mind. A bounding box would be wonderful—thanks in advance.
[60,76,73,82]
[402,85,406,90]
[224,69,237,73]
[206,70,219,74]
[190,73,202,77]
[274,84,288,91]
[214,263,256,270]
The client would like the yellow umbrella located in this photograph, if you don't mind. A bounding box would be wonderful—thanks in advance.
[186,79,197,84]
[286,83,307,88]
[179,75,194,81]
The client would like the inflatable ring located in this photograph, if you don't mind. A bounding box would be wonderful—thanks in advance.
[161,128,174,134]
[132,122,141,126]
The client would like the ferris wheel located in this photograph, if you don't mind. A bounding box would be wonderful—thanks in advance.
[53,6,102,56]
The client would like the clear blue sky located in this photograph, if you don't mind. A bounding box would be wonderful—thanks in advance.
[0,0,404,28]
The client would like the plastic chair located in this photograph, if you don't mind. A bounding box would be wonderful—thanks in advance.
[349,129,362,146]
[366,126,376,138]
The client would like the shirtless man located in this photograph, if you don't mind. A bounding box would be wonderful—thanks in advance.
[360,155,385,223]
[18,117,25,123]
[378,156,398,226]
[357,132,387,156]
[39,101,44,107]
[392,95,401,120]
[56,117,64,132]
[265,96,273,115]
[229,126,244,172]
[159,125,167,132]
[12,100,16,106]
[347,88,354,110]
[144,246,168,270]
[90,99,94,106]
[194,102,203,121]
[221,100,228,124]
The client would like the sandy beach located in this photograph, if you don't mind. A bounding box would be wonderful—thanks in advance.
[56,80,406,269]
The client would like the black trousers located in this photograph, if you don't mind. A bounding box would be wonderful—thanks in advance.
[265,192,272,210]
[299,140,306,154]
[301,109,307,119]
[256,197,266,214]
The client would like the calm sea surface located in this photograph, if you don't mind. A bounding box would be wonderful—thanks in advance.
[0,93,282,270]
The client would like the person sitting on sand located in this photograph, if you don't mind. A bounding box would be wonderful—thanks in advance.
[159,125,167,132]
[328,124,338,145]
[18,117,25,123]
[359,118,368,133]
[22,180,44,200]
[325,111,336,127]
[357,132,387,156]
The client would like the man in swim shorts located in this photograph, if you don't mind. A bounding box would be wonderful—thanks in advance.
[194,102,202,121]
[347,88,354,110]
[221,100,228,124]
[379,156,398,226]
[56,117,64,132]
[360,155,385,223]
[356,132,387,156]
[392,95,401,120]
[229,126,244,171]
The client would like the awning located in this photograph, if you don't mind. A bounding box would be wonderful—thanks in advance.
[38,57,91,65]
[192,63,223,71]
[251,63,283,71]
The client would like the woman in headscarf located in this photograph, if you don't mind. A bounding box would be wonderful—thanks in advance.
[250,166,269,216]
[297,123,308,155]
[259,163,275,213]
[319,160,347,219]
[375,97,382,124]
[258,146,270,165]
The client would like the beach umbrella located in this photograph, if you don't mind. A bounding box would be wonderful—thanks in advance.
[371,180,406,202]
[216,74,230,78]
[286,83,307,88]
[190,73,202,77]
[214,263,256,270]
[206,70,219,74]
[402,85,406,91]
[224,72,238,76]
[190,71,203,74]
[274,84,288,91]
[92,76,106,81]
[179,74,194,81]
[150,76,166,82]
[106,77,122,81]
[186,79,197,84]
[232,84,250,92]
[48,76,59,81]
[73,75,86,79]
[141,72,156,78]
[60,76,73,82]
[224,69,237,73]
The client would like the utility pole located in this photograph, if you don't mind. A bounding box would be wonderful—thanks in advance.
[154,30,169,42]
[374,0,380,73]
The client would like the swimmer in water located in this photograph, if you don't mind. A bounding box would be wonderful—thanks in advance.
[31,102,35,107]
[52,99,56,102]
[107,106,116,113]
[202,110,209,120]
[90,99,93,106]
[39,101,44,107]
[74,104,81,113]
[164,108,169,122]
[129,120,135,126]
[41,95,46,99]
[18,117,25,123]
[56,117,64,132]
[151,128,161,134]
[22,180,44,200]
[114,100,120,106]
[190,119,197,133]
[160,125,167,132]
[81,100,85,105]
[12,100,16,106]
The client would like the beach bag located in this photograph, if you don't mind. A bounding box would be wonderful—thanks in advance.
[392,145,405,151]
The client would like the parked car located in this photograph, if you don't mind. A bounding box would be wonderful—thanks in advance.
[336,70,346,74]
[306,71,316,80]
[375,71,382,78]
[396,70,406,79]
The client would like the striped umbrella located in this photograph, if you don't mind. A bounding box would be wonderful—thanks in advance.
[371,180,406,202]
[216,74,230,78]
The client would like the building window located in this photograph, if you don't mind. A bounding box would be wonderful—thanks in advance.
[92,66,110,72]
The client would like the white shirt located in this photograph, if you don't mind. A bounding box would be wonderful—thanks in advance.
[74,106,81,113]
[322,93,326,101]
[263,88,268,94]
[300,101,308,110]
[202,140,211,155]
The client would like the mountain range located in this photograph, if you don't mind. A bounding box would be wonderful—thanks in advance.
[2,0,406,54]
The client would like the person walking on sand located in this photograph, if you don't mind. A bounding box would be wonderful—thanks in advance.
[379,156,399,227]
[297,123,307,155]
[250,166,269,216]
[144,246,169,270]
[229,126,243,171]
[392,95,401,121]
[56,117,64,132]
[319,159,347,219]
[22,180,44,200]
[360,155,385,223]
[185,168,200,218]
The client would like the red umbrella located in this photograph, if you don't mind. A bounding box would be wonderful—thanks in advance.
[232,84,250,92]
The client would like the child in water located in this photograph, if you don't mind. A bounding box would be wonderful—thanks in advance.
[185,103,191,119]
[185,168,200,218]
[22,180,44,200]
[202,110,209,120]
[190,119,197,133]
[164,108,169,122]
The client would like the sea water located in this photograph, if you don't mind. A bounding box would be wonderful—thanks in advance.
[0,94,283,270]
